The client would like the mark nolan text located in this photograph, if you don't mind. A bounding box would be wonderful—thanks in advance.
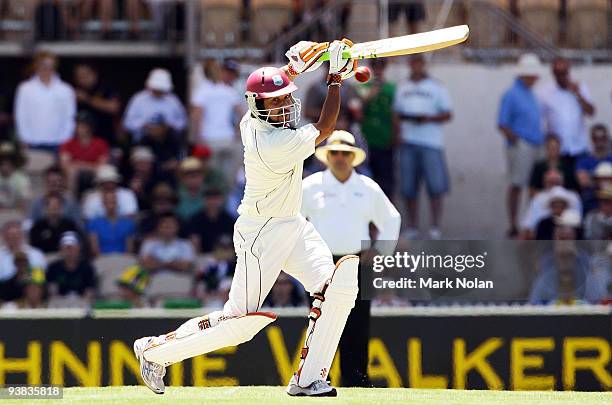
[373,277,494,289]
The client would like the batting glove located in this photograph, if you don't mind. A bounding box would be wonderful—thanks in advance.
[286,41,328,76]
[328,38,358,80]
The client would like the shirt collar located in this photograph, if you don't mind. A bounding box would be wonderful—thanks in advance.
[323,168,356,186]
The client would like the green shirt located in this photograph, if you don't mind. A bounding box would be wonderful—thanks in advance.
[359,81,396,149]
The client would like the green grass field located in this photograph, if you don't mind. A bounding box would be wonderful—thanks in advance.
[9,386,609,405]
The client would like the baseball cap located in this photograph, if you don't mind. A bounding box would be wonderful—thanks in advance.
[146,68,173,92]
[60,231,80,246]
[95,164,121,184]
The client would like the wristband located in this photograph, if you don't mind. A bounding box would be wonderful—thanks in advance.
[327,73,342,86]
[287,64,299,77]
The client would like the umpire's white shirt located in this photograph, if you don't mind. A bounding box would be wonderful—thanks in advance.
[237,113,319,218]
[302,169,401,255]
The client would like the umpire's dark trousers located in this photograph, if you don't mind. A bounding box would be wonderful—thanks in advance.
[334,253,371,387]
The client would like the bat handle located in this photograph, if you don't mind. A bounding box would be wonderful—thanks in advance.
[317,50,353,62]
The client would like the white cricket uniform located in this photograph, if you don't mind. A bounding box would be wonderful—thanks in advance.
[223,113,334,317]
[302,169,401,256]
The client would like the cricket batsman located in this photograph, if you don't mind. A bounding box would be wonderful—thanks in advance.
[133,39,359,397]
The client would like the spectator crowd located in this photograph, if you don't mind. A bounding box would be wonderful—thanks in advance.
[0,49,609,310]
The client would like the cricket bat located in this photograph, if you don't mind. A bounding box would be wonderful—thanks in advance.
[317,25,469,61]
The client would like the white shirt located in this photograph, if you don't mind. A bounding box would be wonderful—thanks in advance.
[520,186,582,231]
[140,238,195,268]
[302,170,401,255]
[191,81,242,142]
[82,188,139,219]
[123,90,187,140]
[0,245,47,281]
[538,81,593,156]
[393,77,452,150]
[14,75,76,146]
[237,113,319,218]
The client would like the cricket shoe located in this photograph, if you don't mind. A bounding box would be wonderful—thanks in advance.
[133,337,166,394]
[286,374,337,397]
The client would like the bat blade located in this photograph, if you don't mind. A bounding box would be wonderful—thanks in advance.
[318,25,469,62]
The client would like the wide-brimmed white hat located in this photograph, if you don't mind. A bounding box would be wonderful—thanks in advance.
[95,164,121,184]
[315,130,366,167]
[146,68,173,92]
[554,209,582,228]
[514,53,543,77]
[594,162,612,178]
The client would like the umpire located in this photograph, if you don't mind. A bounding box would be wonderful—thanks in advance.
[301,130,401,386]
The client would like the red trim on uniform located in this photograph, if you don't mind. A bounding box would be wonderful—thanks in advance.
[247,311,278,320]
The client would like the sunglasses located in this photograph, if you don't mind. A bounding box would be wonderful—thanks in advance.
[329,150,353,157]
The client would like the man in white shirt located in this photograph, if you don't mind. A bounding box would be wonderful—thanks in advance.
[133,39,359,397]
[538,58,595,160]
[392,54,452,240]
[302,130,401,387]
[14,52,76,152]
[191,60,244,177]
[82,164,138,219]
[0,220,46,286]
[123,68,187,142]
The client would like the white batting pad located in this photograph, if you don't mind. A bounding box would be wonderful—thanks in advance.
[297,255,359,386]
[143,312,277,366]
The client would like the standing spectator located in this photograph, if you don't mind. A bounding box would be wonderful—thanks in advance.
[139,114,181,176]
[584,185,612,240]
[0,221,46,308]
[46,232,97,305]
[393,54,452,240]
[389,1,426,34]
[72,62,121,146]
[357,59,396,197]
[498,54,544,237]
[14,51,76,152]
[29,193,82,254]
[302,130,401,387]
[187,188,234,254]
[530,134,579,195]
[575,124,612,213]
[0,142,31,211]
[29,165,80,222]
[80,0,146,39]
[538,58,595,163]
[82,164,138,220]
[190,59,243,176]
[123,68,187,142]
[176,157,206,221]
[60,111,110,195]
[87,190,136,255]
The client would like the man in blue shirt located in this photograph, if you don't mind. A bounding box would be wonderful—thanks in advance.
[498,53,544,237]
[576,124,612,213]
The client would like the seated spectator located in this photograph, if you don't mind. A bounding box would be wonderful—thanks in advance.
[584,185,612,240]
[529,241,605,305]
[82,164,138,220]
[30,165,80,222]
[72,62,121,146]
[14,51,75,152]
[191,145,228,194]
[29,193,82,254]
[126,146,158,211]
[0,221,46,308]
[520,170,582,238]
[534,192,572,240]
[0,142,31,211]
[188,188,234,254]
[123,68,187,142]
[139,114,181,176]
[530,134,578,195]
[60,111,110,196]
[193,235,235,307]
[575,124,612,213]
[136,182,181,241]
[177,157,206,221]
[46,232,97,305]
[264,272,304,308]
[118,213,194,306]
[87,190,135,256]
[593,162,612,193]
